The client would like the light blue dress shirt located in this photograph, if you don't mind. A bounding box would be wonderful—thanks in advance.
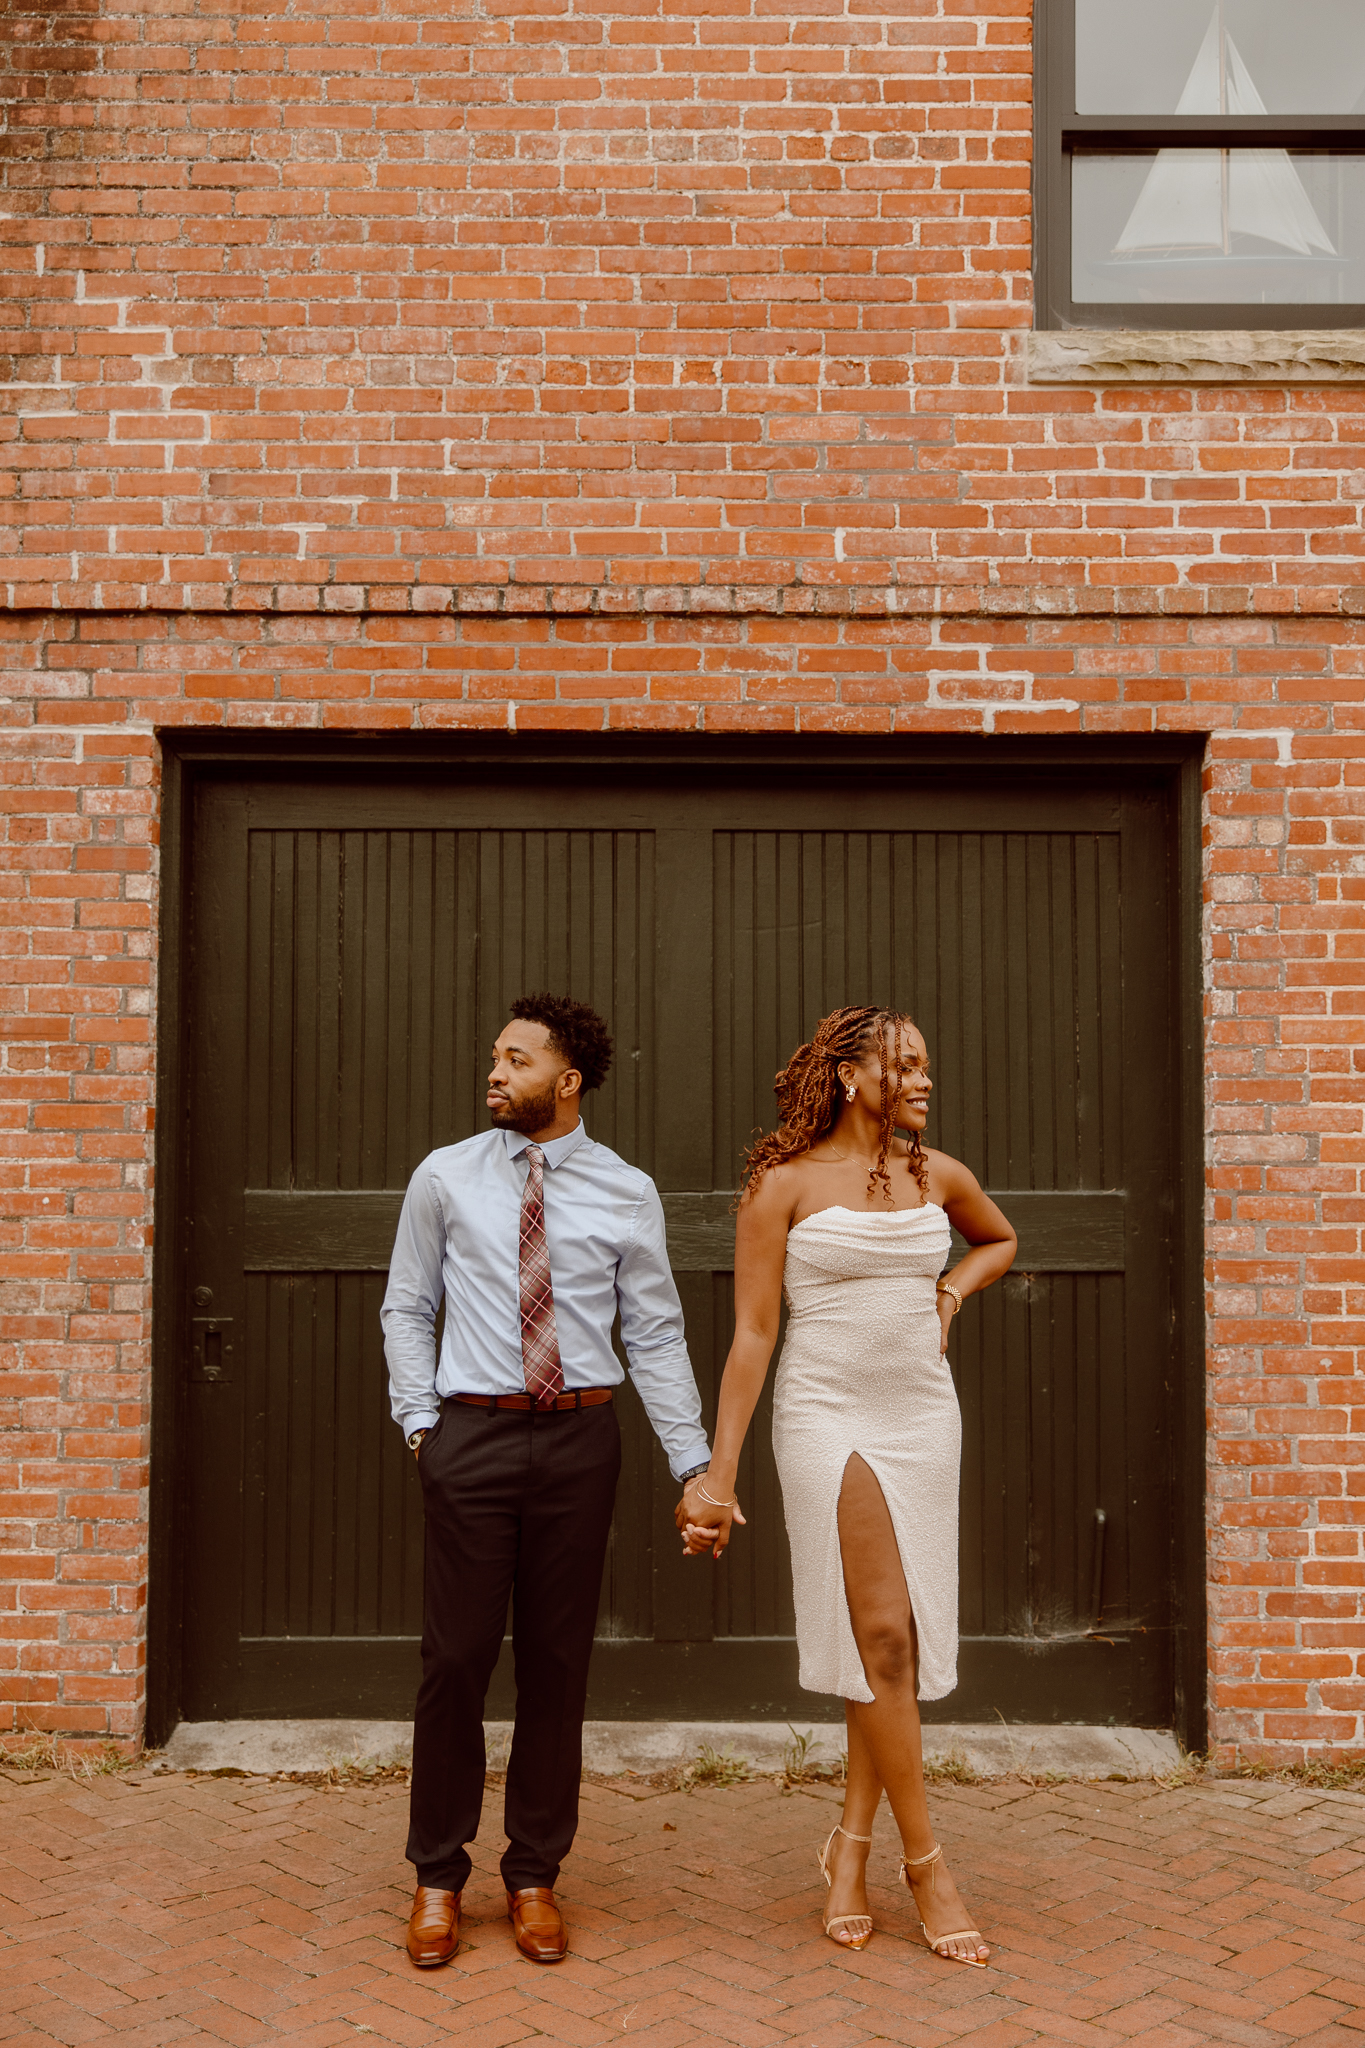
[381,1121,711,1481]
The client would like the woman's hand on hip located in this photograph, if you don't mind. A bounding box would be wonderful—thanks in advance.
[937,1294,956,1355]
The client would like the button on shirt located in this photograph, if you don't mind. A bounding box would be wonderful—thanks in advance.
[381,1122,710,1481]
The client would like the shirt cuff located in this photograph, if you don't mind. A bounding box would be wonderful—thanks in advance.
[400,1407,441,1438]
[668,1436,712,1484]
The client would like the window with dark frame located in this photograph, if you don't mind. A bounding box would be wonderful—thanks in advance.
[1035,0,1365,330]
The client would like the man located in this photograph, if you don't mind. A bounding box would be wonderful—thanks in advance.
[381,993,715,1968]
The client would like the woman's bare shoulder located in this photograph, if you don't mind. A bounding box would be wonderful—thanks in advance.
[922,1146,983,1204]
[738,1158,812,1221]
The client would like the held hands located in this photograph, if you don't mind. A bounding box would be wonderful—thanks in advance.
[675,1475,746,1561]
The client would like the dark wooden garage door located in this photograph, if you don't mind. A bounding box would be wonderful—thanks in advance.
[177,763,1185,1726]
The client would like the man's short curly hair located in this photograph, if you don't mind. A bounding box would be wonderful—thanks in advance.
[508,992,614,1094]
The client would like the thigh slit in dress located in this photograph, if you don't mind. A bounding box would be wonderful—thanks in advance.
[771,1203,959,1704]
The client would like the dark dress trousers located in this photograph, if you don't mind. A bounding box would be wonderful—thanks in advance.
[381,1122,709,1896]
[407,1398,621,1893]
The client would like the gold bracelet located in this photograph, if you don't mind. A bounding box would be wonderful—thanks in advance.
[695,1481,736,1509]
[936,1280,963,1314]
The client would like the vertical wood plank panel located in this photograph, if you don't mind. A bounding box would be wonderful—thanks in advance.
[293,836,320,1193]
[711,825,1156,1659]
[402,832,435,1186]
[651,832,714,1643]
[236,826,669,1656]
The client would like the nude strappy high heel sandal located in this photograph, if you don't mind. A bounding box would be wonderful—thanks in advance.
[898,1844,988,1967]
[818,1824,873,1950]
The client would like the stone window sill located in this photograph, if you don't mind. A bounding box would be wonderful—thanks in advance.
[1022,329,1365,383]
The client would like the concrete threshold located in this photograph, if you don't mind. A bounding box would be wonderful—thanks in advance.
[160,1718,1180,1780]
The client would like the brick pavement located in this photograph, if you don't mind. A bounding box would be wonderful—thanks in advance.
[2,1767,1364,2048]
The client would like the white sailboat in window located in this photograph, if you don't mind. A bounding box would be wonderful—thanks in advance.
[1113,1,1336,262]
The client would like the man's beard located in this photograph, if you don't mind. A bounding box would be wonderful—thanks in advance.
[488,1080,560,1135]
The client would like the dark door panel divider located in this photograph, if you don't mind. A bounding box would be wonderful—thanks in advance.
[244,1186,1127,1275]
[232,1630,1167,1725]
[948,1191,1125,1273]
[243,1190,406,1269]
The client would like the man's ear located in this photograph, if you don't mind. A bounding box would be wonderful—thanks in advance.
[559,1066,583,1101]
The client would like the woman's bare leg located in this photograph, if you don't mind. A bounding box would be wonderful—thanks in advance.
[819,1698,882,1941]
[833,1453,988,1964]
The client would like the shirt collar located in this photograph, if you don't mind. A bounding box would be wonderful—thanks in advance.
[502,1120,588,1170]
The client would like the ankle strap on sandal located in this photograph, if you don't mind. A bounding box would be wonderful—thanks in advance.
[900,1843,943,1871]
[834,1824,873,1844]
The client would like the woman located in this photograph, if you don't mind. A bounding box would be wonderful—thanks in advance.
[681,1006,1016,1965]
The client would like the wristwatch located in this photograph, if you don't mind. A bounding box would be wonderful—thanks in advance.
[679,1462,710,1484]
[407,1428,430,1452]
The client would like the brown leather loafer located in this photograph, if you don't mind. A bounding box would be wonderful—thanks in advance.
[406,1884,461,1967]
[506,1885,567,1963]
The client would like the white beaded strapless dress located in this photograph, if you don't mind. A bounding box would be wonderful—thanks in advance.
[771,1202,959,1704]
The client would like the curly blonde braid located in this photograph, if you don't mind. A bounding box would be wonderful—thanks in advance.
[741,1005,928,1203]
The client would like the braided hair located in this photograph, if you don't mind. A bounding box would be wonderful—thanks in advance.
[741,1005,929,1204]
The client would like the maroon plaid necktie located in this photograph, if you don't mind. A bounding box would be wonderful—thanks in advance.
[519,1144,564,1407]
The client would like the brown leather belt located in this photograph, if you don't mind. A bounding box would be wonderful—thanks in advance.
[450,1388,613,1413]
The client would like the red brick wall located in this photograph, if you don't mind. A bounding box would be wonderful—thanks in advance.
[2,0,1362,1756]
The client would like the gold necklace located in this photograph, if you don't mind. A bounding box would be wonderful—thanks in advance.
[823,1141,878,1169]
